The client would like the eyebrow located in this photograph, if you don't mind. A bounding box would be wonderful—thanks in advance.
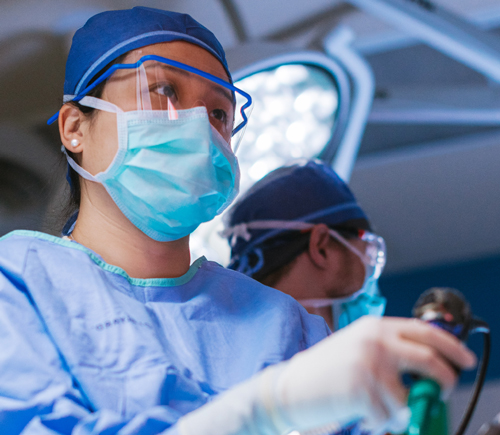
[146,63,235,106]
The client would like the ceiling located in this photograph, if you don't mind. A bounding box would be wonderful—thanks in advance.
[1,0,500,274]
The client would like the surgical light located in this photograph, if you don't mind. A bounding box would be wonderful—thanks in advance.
[235,64,340,193]
[190,43,352,265]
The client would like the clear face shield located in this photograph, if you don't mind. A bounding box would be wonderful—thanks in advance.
[49,55,253,151]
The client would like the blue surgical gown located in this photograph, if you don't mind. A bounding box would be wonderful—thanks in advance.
[0,231,330,434]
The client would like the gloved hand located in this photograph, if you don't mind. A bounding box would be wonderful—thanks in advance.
[178,316,476,435]
[274,316,476,433]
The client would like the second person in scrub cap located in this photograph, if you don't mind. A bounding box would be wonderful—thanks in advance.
[0,7,476,435]
[224,159,387,333]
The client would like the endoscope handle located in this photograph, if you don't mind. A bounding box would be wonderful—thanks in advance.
[405,287,469,435]
[406,379,448,435]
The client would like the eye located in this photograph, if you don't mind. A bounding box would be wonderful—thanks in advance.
[155,84,177,100]
[211,108,227,124]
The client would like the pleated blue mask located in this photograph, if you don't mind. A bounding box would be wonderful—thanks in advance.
[335,279,387,330]
[299,280,386,331]
[64,96,240,241]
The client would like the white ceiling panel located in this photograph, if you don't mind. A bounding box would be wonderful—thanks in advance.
[350,130,500,273]
[232,0,343,39]
[0,0,237,48]
[347,0,500,54]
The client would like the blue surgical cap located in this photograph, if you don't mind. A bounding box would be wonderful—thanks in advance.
[225,160,371,277]
[64,7,230,96]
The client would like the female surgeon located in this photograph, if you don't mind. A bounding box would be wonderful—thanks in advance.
[0,6,475,435]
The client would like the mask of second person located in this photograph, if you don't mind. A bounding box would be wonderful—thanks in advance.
[334,279,386,330]
[65,97,240,242]
[299,279,386,331]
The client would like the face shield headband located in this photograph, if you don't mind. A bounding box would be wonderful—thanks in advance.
[47,55,253,151]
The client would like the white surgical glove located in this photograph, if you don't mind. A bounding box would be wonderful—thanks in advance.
[178,316,476,435]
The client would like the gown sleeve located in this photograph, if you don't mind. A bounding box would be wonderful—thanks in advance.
[0,263,183,434]
[0,239,330,435]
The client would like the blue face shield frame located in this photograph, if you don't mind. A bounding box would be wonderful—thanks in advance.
[47,55,253,140]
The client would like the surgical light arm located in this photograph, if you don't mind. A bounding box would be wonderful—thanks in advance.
[344,0,500,84]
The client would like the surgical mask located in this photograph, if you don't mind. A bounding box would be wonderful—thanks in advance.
[299,279,387,331]
[64,97,240,241]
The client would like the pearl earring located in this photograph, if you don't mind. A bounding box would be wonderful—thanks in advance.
[71,139,79,147]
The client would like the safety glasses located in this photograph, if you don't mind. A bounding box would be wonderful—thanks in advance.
[222,218,386,280]
[328,228,386,280]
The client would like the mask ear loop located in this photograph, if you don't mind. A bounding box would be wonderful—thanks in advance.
[328,228,378,285]
[61,96,124,183]
[328,228,372,266]
[78,96,123,114]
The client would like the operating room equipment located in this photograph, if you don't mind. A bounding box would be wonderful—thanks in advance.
[407,287,491,435]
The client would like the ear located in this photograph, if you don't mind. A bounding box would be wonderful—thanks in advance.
[59,104,86,154]
[307,224,335,269]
